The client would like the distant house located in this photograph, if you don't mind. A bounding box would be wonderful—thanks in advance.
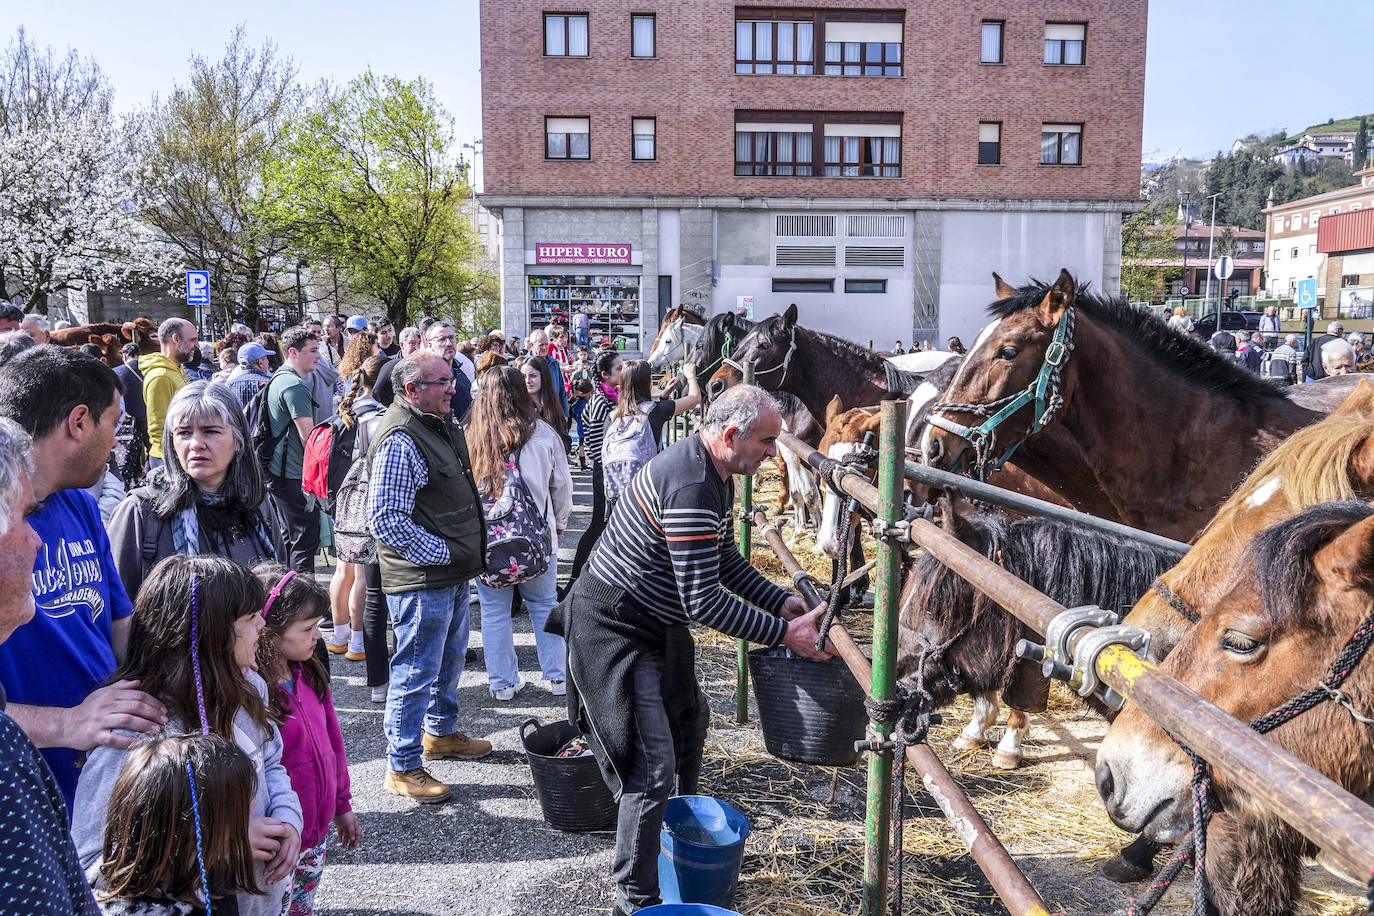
[1126,223,1264,301]
[1264,166,1374,314]
[1272,132,1357,167]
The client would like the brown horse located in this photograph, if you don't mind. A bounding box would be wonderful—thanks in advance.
[920,271,1332,541]
[706,303,959,431]
[49,318,158,367]
[1097,501,1374,916]
[1122,378,1374,662]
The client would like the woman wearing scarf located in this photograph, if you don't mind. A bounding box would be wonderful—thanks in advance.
[108,381,288,600]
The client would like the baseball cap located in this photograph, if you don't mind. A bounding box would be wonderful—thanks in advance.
[237,342,269,364]
[345,315,369,332]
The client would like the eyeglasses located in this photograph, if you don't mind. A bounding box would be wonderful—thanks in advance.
[429,334,457,343]
[414,378,456,390]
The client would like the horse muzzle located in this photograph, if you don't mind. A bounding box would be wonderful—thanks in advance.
[1095,730,1193,842]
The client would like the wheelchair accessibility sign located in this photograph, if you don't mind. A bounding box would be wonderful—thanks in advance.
[1296,277,1317,310]
[186,271,210,306]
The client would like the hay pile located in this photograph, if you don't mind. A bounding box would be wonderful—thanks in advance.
[689,470,1370,915]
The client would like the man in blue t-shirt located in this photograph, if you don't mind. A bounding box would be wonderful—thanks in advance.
[0,347,167,807]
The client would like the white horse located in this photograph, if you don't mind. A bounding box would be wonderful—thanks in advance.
[647,316,705,370]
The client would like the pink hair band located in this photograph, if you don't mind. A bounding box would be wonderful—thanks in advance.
[262,570,296,619]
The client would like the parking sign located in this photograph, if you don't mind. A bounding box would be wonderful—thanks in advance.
[186,271,210,306]
[1296,277,1317,309]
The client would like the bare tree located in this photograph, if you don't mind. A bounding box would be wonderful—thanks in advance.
[0,27,110,136]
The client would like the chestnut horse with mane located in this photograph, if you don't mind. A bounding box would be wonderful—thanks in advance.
[920,270,1354,542]
[1098,501,1374,916]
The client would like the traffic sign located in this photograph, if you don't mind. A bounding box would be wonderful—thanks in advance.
[1180,286,1190,296]
[186,271,210,306]
[1214,256,1234,280]
[1296,277,1317,309]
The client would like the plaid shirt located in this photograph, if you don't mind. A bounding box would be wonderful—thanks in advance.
[226,367,271,410]
[366,429,450,567]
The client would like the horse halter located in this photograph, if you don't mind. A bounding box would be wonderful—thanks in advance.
[928,307,1077,479]
[723,323,798,385]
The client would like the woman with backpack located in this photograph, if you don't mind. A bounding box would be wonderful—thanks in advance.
[468,366,573,700]
[108,381,288,600]
[323,355,388,677]
[601,359,700,509]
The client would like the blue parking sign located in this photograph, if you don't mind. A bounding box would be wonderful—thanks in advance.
[186,271,210,306]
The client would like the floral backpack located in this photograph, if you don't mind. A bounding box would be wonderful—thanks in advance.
[479,449,551,589]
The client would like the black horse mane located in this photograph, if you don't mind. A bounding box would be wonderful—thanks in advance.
[990,279,1286,404]
[690,313,756,372]
[1248,500,1374,630]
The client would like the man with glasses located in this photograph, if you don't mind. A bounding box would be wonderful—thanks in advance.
[424,322,474,420]
[367,353,491,804]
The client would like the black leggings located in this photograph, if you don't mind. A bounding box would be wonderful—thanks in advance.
[569,464,607,582]
[362,562,389,688]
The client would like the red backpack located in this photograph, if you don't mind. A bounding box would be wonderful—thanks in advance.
[301,413,358,513]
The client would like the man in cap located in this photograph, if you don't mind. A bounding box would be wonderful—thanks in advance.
[226,341,274,410]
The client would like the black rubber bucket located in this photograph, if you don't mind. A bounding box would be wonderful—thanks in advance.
[748,647,867,766]
[520,717,618,832]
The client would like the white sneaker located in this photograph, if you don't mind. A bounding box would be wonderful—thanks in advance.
[491,679,525,701]
[371,686,387,704]
[547,679,567,697]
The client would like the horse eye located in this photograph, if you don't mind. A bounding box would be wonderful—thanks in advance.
[997,346,1019,360]
[1220,630,1263,656]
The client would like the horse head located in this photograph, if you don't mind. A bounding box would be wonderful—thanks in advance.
[707,303,798,400]
[689,311,752,404]
[815,396,880,558]
[922,270,1079,476]
[122,317,159,354]
[1098,502,1374,857]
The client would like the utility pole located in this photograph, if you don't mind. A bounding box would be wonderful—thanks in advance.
[1180,193,1190,305]
[1203,193,1221,304]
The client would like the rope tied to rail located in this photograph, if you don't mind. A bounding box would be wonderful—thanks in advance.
[814,445,878,652]
[871,621,970,916]
[1125,601,1374,916]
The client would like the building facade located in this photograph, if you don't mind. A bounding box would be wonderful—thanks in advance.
[479,0,1147,353]
[1264,168,1374,317]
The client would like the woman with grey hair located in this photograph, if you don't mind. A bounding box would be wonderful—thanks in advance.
[107,380,287,599]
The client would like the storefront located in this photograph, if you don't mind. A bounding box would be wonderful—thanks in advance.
[526,243,643,352]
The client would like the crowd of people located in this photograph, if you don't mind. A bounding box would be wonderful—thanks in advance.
[0,306,830,916]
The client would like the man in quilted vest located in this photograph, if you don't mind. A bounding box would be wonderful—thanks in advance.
[366,353,491,803]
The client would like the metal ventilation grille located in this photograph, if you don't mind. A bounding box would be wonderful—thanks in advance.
[776,214,836,237]
[846,214,905,237]
[775,245,837,266]
[844,246,905,267]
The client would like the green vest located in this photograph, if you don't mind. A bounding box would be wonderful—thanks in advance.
[368,398,486,594]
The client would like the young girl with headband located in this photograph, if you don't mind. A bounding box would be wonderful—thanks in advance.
[94,733,257,914]
[71,555,303,916]
[254,563,360,915]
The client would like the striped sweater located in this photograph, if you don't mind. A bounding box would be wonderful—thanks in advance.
[583,386,615,468]
[585,434,790,646]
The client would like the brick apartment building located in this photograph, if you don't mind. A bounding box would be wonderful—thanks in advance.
[479,0,1147,352]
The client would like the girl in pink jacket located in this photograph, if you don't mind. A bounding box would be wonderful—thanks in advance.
[255,564,362,915]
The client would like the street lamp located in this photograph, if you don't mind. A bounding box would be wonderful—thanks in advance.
[1203,192,1222,304]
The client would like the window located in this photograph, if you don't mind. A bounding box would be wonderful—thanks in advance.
[1044,23,1085,65]
[546,117,590,159]
[735,125,814,176]
[632,117,656,160]
[1291,247,1299,258]
[772,278,834,293]
[823,21,902,75]
[978,122,1001,165]
[632,14,655,57]
[544,13,589,56]
[981,21,1004,63]
[1040,123,1082,164]
[736,20,815,74]
[1273,249,1280,261]
[1254,241,1264,253]
[1344,274,1361,288]
[823,125,900,176]
[845,279,887,293]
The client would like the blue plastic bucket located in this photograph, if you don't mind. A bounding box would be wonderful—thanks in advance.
[657,795,750,908]
[638,905,742,916]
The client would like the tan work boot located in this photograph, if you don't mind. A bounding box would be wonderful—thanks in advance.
[384,766,452,804]
[422,730,493,760]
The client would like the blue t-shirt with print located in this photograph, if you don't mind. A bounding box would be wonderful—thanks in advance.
[0,488,133,808]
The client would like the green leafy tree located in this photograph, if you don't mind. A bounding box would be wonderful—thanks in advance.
[262,71,478,328]
[1355,117,1369,171]
[1121,201,1181,302]
[135,27,302,328]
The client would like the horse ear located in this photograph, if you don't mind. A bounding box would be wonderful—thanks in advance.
[783,303,799,327]
[721,313,734,333]
[992,272,1016,300]
[1037,269,1076,326]
[1315,512,1374,589]
[825,395,845,427]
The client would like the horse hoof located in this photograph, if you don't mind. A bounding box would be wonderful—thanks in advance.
[991,750,1023,769]
[952,735,987,751]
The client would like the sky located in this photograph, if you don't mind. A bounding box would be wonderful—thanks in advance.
[7,0,1373,173]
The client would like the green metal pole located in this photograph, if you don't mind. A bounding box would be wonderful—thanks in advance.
[863,398,905,916]
[735,361,754,724]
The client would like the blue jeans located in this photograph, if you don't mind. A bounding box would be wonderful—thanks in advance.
[575,327,590,349]
[476,563,564,690]
[384,582,471,771]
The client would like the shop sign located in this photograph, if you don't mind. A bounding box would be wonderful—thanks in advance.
[535,243,632,265]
